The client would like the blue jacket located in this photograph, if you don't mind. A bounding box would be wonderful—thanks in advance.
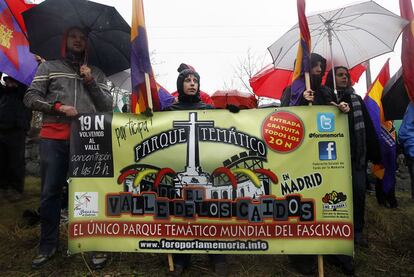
[398,103,414,158]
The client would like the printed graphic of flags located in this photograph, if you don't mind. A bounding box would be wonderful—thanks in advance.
[364,59,396,193]
[290,0,311,106]
[0,0,37,85]
[130,0,174,114]
[399,0,414,103]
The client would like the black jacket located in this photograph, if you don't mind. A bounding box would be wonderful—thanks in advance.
[280,85,336,107]
[0,80,31,131]
[338,88,381,165]
[167,100,213,111]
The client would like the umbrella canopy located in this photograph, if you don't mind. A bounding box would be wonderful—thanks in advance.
[249,63,367,100]
[22,0,131,75]
[211,90,257,109]
[249,65,293,100]
[381,67,410,120]
[108,69,131,92]
[268,1,408,71]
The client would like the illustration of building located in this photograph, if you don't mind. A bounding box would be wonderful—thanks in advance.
[122,112,270,199]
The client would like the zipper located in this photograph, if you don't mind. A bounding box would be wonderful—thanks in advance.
[74,75,77,108]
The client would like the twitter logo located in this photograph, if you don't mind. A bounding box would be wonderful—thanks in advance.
[317,113,335,132]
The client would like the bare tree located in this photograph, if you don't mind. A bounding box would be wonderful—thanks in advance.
[228,48,266,93]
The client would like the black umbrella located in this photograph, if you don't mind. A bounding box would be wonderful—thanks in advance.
[381,67,410,120]
[22,0,131,76]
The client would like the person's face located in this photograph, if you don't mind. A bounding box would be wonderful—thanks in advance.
[310,61,323,76]
[183,74,199,95]
[335,68,349,88]
[66,28,86,54]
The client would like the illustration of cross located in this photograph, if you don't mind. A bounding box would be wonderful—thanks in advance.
[173,112,214,175]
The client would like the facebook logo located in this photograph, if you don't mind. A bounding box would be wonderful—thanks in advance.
[319,141,337,160]
[317,113,335,132]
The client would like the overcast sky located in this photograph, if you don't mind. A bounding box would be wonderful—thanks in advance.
[90,0,403,96]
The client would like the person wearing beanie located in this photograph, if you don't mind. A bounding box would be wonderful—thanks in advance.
[167,68,227,277]
[171,63,215,107]
[167,67,213,111]
[24,26,112,269]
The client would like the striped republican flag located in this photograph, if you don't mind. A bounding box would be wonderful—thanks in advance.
[364,59,396,193]
[289,0,311,106]
[399,0,414,103]
[130,0,174,114]
[292,0,311,82]
[4,0,35,35]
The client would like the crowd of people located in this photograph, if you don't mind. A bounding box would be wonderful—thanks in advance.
[1,24,413,276]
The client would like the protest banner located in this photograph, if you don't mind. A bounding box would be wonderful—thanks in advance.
[68,106,353,256]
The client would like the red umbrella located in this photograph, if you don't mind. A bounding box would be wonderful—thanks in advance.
[211,90,257,109]
[249,63,367,100]
[171,90,214,106]
[249,65,293,100]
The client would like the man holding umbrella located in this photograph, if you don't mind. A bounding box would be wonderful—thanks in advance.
[24,26,113,268]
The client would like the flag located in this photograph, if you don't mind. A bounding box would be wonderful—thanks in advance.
[399,0,414,102]
[4,0,35,35]
[348,62,368,86]
[0,0,37,85]
[130,0,174,113]
[290,0,311,106]
[292,0,311,82]
[364,59,396,193]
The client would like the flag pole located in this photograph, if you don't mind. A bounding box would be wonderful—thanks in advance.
[305,72,312,105]
[168,254,174,272]
[144,73,153,111]
[318,255,324,277]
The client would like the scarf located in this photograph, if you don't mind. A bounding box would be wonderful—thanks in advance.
[339,87,366,169]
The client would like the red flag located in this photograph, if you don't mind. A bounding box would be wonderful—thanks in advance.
[399,0,414,102]
[4,0,35,35]
[348,62,368,85]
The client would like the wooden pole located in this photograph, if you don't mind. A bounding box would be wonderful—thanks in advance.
[168,254,174,272]
[144,73,153,111]
[305,72,312,106]
[318,255,324,277]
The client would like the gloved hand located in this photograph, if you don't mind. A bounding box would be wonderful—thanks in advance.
[226,104,240,113]
[142,107,153,117]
